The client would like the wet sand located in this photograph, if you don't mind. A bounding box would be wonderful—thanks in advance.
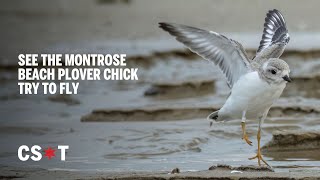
[1,1,320,179]
[1,165,320,180]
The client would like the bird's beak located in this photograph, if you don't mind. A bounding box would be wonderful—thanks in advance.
[282,75,292,82]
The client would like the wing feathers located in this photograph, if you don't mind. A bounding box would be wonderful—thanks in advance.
[159,22,251,88]
[256,9,289,55]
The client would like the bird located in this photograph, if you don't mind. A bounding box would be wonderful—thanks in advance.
[158,9,291,167]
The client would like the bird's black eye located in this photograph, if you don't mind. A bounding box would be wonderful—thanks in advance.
[270,69,277,74]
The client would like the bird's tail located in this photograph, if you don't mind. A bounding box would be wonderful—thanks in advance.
[207,110,219,127]
[207,110,219,121]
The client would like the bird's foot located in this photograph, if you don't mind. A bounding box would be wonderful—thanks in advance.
[242,134,252,146]
[249,152,270,167]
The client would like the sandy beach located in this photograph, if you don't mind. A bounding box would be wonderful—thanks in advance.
[0,0,320,179]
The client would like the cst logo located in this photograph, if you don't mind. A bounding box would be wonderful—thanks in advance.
[18,145,69,161]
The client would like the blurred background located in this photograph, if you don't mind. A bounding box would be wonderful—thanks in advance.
[0,0,319,173]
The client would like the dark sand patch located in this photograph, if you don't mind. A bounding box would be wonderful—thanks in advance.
[262,130,320,151]
[81,107,214,122]
[265,150,320,161]
[144,78,215,99]
[208,164,273,172]
[262,130,320,161]
[81,100,320,122]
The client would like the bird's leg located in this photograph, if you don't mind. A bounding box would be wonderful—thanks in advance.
[249,114,270,167]
[241,111,252,146]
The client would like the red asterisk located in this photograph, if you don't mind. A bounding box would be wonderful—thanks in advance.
[44,147,56,160]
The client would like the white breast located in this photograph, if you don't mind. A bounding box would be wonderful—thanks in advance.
[219,71,286,120]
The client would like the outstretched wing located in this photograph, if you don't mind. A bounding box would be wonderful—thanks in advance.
[159,22,251,88]
[256,9,289,58]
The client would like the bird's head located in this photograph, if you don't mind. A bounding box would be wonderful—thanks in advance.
[262,58,291,84]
